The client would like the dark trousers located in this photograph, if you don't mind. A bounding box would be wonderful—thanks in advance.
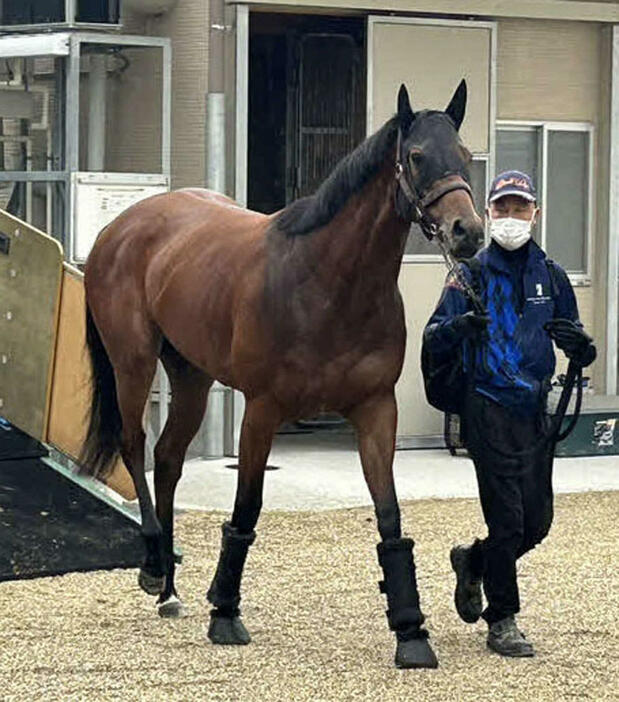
[462,392,554,625]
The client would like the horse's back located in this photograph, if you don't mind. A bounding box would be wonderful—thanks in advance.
[85,188,270,288]
[84,187,274,383]
[137,188,272,306]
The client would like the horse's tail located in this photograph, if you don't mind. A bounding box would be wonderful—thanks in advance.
[79,305,123,480]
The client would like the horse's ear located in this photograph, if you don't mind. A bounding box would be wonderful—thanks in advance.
[397,84,415,130]
[445,79,467,130]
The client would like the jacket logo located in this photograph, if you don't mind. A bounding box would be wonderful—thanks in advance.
[528,281,551,305]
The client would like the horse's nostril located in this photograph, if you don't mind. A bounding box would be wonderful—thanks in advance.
[452,220,466,238]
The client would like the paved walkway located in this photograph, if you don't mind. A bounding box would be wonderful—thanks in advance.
[146,432,619,512]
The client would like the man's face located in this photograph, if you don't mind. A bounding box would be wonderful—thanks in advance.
[487,194,538,223]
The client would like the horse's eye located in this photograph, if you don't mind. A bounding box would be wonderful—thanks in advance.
[408,148,424,167]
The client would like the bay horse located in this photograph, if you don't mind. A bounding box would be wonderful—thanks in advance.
[81,81,483,669]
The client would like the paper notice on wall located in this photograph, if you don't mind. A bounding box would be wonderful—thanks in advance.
[592,418,616,448]
[72,172,169,262]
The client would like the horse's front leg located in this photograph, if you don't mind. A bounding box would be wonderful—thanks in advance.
[348,392,438,669]
[206,396,281,645]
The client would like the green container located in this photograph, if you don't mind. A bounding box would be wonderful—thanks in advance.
[551,393,619,457]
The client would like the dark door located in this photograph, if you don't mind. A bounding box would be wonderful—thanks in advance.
[286,32,365,203]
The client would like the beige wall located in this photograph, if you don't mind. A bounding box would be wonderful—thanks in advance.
[237,0,619,24]
[119,2,210,189]
[595,27,613,394]
[497,18,608,392]
[105,48,164,174]
[370,21,492,152]
[497,19,601,122]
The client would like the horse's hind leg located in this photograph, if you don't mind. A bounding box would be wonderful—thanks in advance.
[347,392,438,669]
[113,352,166,595]
[154,340,212,618]
[206,396,281,645]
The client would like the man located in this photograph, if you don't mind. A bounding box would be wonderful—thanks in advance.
[423,170,596,657]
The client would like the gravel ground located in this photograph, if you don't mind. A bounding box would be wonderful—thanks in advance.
[0,491,617,702]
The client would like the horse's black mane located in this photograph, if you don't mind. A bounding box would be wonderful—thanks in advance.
[273,115,401,237]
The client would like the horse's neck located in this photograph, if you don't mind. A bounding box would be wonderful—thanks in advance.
[311,165,409,293]
[265,164,408,346]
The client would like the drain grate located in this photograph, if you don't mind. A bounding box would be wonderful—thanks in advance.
[225,464,281,472]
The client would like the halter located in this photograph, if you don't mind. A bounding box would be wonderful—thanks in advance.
[394,129,483,312]
[394,129,474,242]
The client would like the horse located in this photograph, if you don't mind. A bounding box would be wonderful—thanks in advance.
[80,80,483,669]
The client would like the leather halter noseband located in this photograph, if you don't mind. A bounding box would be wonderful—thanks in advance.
[394,129,474,241]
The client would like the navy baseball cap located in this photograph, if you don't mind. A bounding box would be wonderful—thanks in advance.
[488,170,537,204]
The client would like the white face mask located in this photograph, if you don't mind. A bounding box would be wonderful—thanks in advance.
[489,213,535,251]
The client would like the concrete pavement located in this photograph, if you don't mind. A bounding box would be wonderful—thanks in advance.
[145,432,619,512]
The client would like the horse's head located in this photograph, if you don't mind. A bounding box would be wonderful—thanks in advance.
[394,81,484,259]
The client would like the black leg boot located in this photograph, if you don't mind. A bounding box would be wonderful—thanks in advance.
[206,521,256,645]
[377,537,438,669]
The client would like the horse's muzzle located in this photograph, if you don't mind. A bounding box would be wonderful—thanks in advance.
[449,216,484,260]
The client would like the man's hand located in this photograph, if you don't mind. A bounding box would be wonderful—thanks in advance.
[451,311,490,339]
[544,318,596,367]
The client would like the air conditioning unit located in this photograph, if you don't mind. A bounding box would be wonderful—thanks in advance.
[0,0,121,31]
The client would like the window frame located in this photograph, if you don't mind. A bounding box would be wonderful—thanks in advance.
[496,120,594,286]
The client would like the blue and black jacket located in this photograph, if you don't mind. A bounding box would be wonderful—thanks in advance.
[423,240,580,414]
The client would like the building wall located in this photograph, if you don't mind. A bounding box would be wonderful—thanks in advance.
[497,18,608,391]
[497,19,600,122]
[117,1,210,189]
[594,26,613,393]
[104,4,613,403]
[104,48,164,174]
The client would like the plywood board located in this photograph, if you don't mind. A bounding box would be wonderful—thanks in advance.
[47,265,137,501]
[0,210,62,440]
[47,266,89,460]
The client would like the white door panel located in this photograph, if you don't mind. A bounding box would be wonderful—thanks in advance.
[395,263,448,443]
[367,16,495,445]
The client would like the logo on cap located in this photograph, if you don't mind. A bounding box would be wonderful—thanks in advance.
[488,170,536,204]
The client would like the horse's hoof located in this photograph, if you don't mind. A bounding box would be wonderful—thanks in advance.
[138,568,165,596]
[158,595,188,618]
[207,614,251,645]
[395,638,439,669]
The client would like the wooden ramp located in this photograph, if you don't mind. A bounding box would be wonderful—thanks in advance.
[0,209,136,500]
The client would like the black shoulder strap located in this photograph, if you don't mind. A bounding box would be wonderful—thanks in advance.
[545,258,561,301]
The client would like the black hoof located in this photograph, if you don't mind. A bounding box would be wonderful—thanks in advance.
[138,568,165,596]
[207,613,251,645]
[158,595,188,618]
[395,638,439,669]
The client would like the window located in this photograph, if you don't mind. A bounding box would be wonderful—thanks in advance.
[404,156,487,257]
[496,122,593,279]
